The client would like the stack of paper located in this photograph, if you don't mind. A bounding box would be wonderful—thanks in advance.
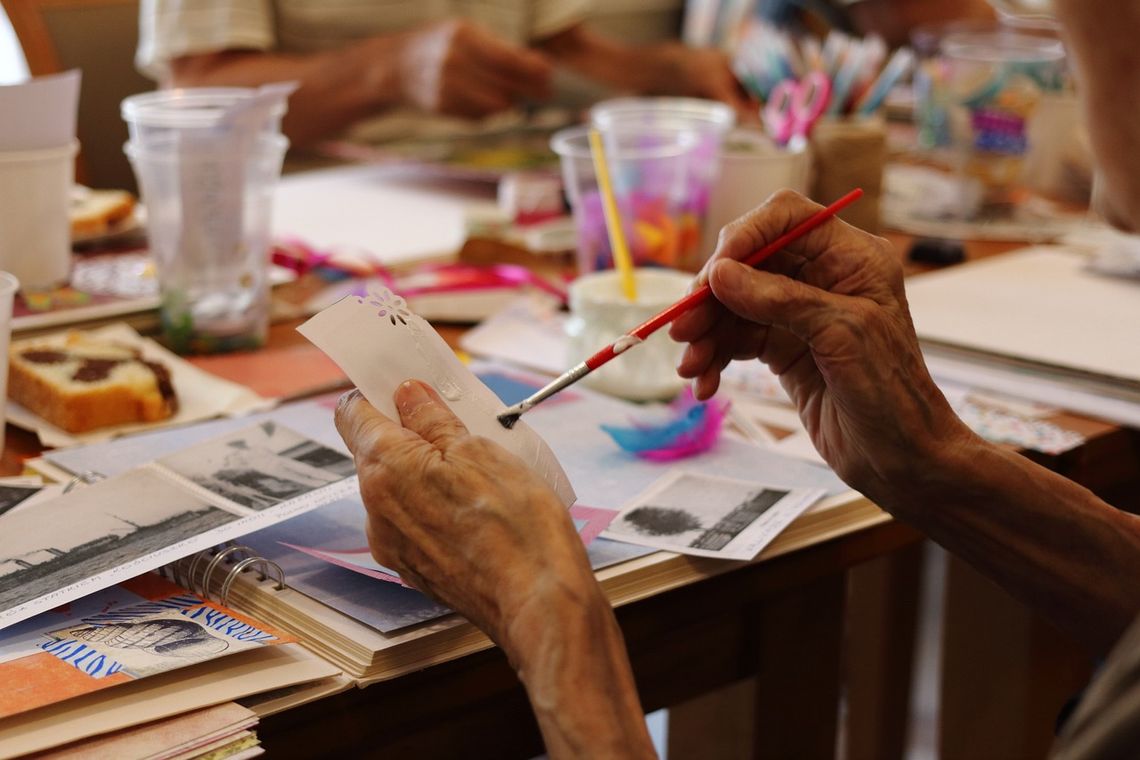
[0,575,340,757]
[905,246,1140,427]
[34,702,263,760]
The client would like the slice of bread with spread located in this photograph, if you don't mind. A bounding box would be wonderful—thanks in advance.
[9,333,178,432]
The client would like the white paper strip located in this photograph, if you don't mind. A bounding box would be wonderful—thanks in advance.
[298,285,576,507]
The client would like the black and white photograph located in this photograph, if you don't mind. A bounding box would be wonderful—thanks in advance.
[0,469,239,615]
[601,471,826,561]
[0,484,45,519]
[158,422,355,511]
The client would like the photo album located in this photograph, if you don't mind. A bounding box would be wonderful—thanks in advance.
[0,420,358,629]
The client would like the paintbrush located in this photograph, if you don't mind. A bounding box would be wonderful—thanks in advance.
[496,188,864,429]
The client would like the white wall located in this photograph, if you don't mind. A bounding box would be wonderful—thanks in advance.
[0,6,29,84]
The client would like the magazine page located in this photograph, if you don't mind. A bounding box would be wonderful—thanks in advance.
[0,574,291,720]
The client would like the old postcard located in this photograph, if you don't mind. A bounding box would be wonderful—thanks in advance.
[0,423,358,630]
[602,471,825,561]
[159,421,355,511]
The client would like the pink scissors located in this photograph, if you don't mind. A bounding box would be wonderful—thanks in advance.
[763,71,832,146]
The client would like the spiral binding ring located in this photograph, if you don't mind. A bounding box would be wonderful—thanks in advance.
[182,540,238,592]
[62,470,106,494]
[183,541,238,592]
[220,557,286,606]
[199,545,252,597]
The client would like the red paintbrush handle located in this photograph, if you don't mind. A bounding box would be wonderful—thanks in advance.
[584,188,863,372]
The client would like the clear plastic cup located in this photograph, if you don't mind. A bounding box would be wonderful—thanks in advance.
[941,31,1066,218]
[591,97,734,235]
[552,123,717,274]
[121,88,286,149]
[589,97,735,138]
[126,132,288,353]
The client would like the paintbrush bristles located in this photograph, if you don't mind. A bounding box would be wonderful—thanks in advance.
[498,411,522,429]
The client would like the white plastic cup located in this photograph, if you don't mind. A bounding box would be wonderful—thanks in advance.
[0,142,77,291]
[566,268,692,401]
[125,132,288,353]
[700,129,811,257]
[0,271,19,456]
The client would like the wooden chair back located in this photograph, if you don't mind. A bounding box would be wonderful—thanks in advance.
[2,0,152,190]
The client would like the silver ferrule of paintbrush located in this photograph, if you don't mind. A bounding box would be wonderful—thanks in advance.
[497,361,591,429]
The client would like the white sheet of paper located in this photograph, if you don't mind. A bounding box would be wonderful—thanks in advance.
[0,70,80,151]
[458,294,569,375]
[272,165,499,265]
[602,470,825,561]
[906,247,1140,386]
[297,286,576,507]
[476,362,849,510]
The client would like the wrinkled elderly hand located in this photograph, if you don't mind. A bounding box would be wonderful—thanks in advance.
[669,190,974,509]
[334,380,599,652]
[395,19,552,118]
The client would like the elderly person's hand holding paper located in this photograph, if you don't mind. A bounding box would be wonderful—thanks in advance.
[336,189,1140,757]
[334,380,655,758]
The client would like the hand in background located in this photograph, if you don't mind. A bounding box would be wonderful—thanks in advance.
[669,190,973,508]
[654,45,758,123]
[395,20,553,118]
[333,381,597,650]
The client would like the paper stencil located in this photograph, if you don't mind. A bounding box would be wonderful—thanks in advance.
[297,286,576,507]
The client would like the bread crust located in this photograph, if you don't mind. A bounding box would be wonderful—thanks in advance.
[8,337,177,433]
[70,189,136,238]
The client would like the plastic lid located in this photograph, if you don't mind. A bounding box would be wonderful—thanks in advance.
[121,88,286,128]
[942,31,1064,63]
[550,124,700,161]
[590,97,736,132]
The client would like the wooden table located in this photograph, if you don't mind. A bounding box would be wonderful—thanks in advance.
[7,233,1137,759]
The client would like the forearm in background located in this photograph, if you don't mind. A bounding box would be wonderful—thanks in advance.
[168,38,403,148]
[887,435,1140,654]
[538,25,687,96]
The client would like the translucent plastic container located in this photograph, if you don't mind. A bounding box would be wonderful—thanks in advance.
[552,123,718,274]
[125,133,288,353]
[589,97,735,136]
[121,88,286,149]
[591,98,733,236]
[941,31,1065,217]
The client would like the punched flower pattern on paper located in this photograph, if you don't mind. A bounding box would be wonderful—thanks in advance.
[298,282,578,508]
[353,284,465,402]
[357,287,411,327]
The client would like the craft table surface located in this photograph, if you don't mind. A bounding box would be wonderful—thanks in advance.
[2,233,1136,759]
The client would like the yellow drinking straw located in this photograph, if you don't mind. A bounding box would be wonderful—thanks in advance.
[588,129,638,301]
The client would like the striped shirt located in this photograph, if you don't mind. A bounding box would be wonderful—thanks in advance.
[137,0,589,79]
